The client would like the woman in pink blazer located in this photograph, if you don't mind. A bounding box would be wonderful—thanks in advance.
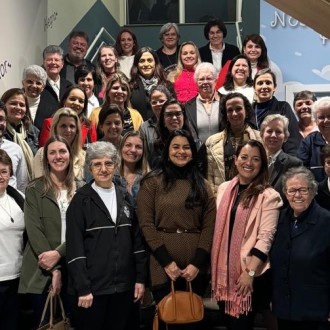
[211,140,283,330]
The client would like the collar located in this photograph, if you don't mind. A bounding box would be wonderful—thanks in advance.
[327,178,330,192]
[209,42,225,53]
[197,91,220,103]
[48,77,60,86]
[268,149,282,162]
[289,199,315,223]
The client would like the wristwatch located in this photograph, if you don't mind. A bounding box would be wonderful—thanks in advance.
[245,268,256,277]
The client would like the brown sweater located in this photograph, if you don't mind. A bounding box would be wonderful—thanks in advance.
[137,174,216,288]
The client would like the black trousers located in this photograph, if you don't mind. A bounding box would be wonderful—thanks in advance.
[0,278,19,330]
[277,318,324,330]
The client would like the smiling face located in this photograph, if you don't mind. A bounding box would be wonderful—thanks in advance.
[180,44,198,69]
[231,58,249,85]
[254,73,276,102]
[262,119,287,155]
[162,27,179,49]
[196,68,216,96]
[285,175,314,216]
[0,109,6,139]
[77,72,94,98]
[22,74,45,98]
[164,104,184,131]
[208,25,224,49]
[90,156,116,188]
[235,145,262,184]
[121,136,143,166]
[55,116,77,145]
[226,97,246,131]
[169,136,192,167]
[68,36,88,62]
[0,162,10,194]
[138,51,156,79]
[5,94,27,125]
[294,98,315,121]
[47,141,70,176]
[315,105,330,138]
[101,113,123,142]
[43,52,64,80]
[150,90,168,119]
[243,40,262,63]
[100,47,117,73]
[108,81,128,107]
[120,31,134,56]
[63,89,85,116]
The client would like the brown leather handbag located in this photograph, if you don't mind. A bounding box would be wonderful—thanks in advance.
[153,280,204,330]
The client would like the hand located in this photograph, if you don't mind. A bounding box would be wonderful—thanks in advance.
[164,261,182,281]
[38,250,61,270]
[78,293,93,309]
[236,271,253,297]
[134,283,145,302]
[50,270,62,295]
[181,264,199,282]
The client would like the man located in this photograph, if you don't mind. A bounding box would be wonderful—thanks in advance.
[60,31,93,84]
[34,45,72,130]
[0,101,28,193]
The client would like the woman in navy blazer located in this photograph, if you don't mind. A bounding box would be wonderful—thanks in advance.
[270,166,330,330]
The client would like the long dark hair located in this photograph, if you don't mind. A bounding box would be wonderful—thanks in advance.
[142,129,209,208]
[242,34,269,69]
[233,140,270,208]
[114,28,139,56]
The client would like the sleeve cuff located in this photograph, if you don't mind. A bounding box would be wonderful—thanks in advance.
[154,245,173,267]
[250,247,267,262]
[191,248,209,269]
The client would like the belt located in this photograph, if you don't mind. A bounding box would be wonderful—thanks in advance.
[157,227,201,234]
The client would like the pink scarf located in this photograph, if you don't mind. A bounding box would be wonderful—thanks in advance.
[211,176,253,318]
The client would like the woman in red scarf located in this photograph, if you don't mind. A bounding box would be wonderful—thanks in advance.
[211,140,282,329]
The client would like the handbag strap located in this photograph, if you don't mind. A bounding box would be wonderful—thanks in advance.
[39,291,53,327]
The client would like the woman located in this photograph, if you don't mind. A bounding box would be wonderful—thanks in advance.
[211,140,282,330]
[74,64,101,118]
[218,54,255,104]
[130,46,170,120]
[206,92,262,195]
[114,130,149,205]
[167,41,201,104]
[19,135,82,327]
[137,129,216,330]
[0,149,25,330]
[114,28,139,79]
[22,64,47,122]
[39,85,97,149]
[89,73,143,137]
[140,84,173,164]
[66,141,147,330]
[270,166,330,330]
[96,45,119,99]
[316,144,330,210]
[253,68,300,156]
[292,90,318,139]
[1,88,39,181]
[34,107,85,180]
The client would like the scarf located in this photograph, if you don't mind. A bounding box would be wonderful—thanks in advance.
[211,176,253,317]
[6,123,34,181]
[139,75,158,95]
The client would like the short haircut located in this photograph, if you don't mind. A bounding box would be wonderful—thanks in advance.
[0,149,13,176]
[260,114,290,139]
[293,90,317,108]
[320,144,330,166]
[98,104,124,126]
[68,31,89,44]
[204,19,227,40]
[43,45,64,60]
[159,22,180,40]
[194,62,217,82]
[253,68,277,88]
[22,65,47,85]
[312,96,330,120]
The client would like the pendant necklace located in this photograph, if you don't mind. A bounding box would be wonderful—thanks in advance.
[0,194,14,223]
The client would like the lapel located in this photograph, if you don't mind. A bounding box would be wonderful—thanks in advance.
[290,202,317,239]
[270,151,286,185]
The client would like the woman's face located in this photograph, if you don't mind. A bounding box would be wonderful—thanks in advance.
[90,155,116,188]
[226,97,246,131]
[0,162,10,194]
[164,104,184,131]
[231,58,249,83]
[100,47,117,73]
[324,156,330,177]
[162,27,179,49]
[101,113,123,142]
[120,32,134,56]
[64,89,85,116]
[77,73,95,98]
[180,44,198,69]
[121,136,143,166]
[22,74,45,98]
[208,25,224,48]
[243,40,262,63]
[5,94,27,124]
[47,141,70,175]
[138,51,156,79]
[169,135,192,167]
[108,81,128,106]
[315,106,330,139]
[235,145,262,184]
[285,176,314,216]
[262,119,287,155]
[55,116,77,145]
[254,73,276,102]
[150,91,168,119]
[294,98,314,122]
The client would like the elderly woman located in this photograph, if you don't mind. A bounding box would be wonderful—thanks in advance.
[185,62,221,143]
[293,90,318,139]
[0,149,25,330]
[206,92,262,195]
[66,141,147,330]
[297,96,330,182]
[260,114,302,200]
[22,64,47,122]
[270,167,330,330]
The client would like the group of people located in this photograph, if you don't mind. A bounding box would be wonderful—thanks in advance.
[0,17,330,330]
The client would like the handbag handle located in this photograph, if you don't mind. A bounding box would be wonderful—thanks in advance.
[170,280,196,318]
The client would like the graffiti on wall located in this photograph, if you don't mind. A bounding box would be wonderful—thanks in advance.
[0,61,12,80]
[44,11,58,31]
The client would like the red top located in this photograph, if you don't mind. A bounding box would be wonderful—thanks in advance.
[174,69,199,104]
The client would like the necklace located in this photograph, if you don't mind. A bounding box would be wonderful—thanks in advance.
[0,194,14,223]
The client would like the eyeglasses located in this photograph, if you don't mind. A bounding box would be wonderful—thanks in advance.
[151,99,166,106]
[164,111,183,119]
[316,114,330,121]
[0,170,10,178]
[91,161,115,170]
[197,77,215,84]
[0,116,6,123]
[286,187,310,196]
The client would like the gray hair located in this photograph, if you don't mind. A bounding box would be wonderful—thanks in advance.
[43,45,64,60]
[282,166,318,196]
[312,96,330,120]
[85,141,119,171]
[159,22,180,40]
[194,62,217,82]
[260,114,290,139]
[22,65,47,84]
